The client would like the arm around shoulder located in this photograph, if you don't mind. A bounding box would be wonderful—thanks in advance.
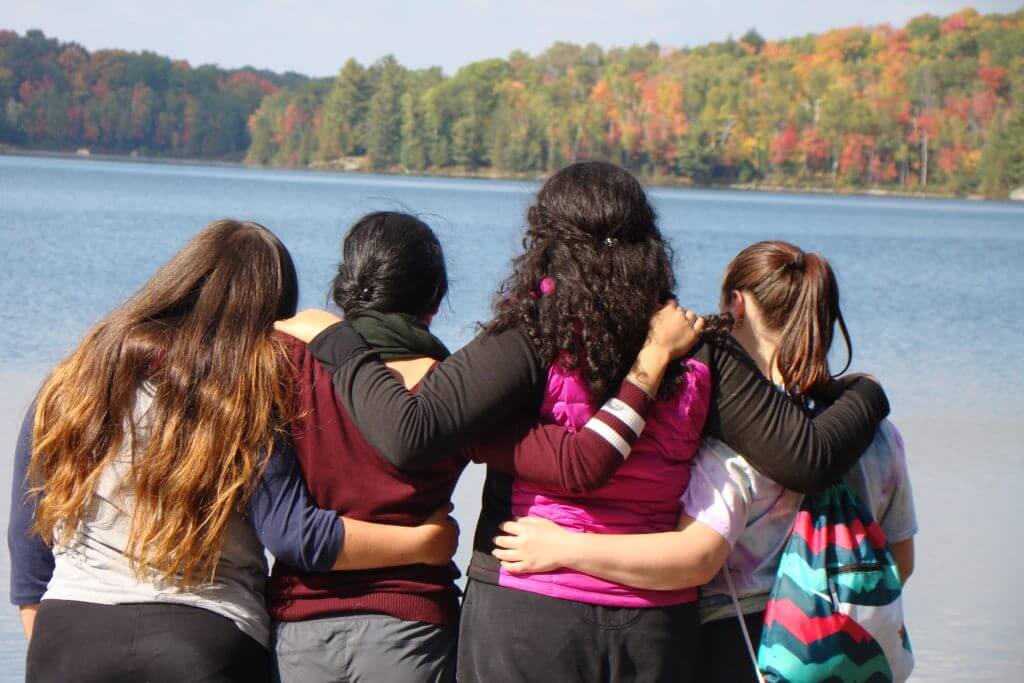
[702,339,890,494]
[310,325,545,470]
[464,378,656,493]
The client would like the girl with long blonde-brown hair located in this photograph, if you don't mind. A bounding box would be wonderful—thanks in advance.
[9,219,457,683]
[33,218,298,583]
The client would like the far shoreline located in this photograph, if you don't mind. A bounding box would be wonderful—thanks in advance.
[2,146,1016,204]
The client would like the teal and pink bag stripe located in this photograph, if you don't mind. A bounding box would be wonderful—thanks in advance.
[750,482,914,682]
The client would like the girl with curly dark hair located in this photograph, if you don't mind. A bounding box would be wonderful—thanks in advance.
[278,161,890,682]
[461,161,716,678]
[486,160,689,402]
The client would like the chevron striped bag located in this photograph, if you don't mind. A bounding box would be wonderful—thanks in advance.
[728,481,914,682]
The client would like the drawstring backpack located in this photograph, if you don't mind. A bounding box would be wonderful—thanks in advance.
[726,480,914,682]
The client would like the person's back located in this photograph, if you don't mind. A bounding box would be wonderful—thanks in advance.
[268,211,462,683]
[45,385,270,643]
[268,334,464,628]
[483,238,909,683]
[680,240,918,683]
[15,220,318,683]
[503,359,711,606]
[275,164,893,683]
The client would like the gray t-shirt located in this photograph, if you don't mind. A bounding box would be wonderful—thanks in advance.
[682,420,917,623]
[41,387,271,646]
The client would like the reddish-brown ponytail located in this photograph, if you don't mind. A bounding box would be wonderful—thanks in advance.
[720,240,852,395]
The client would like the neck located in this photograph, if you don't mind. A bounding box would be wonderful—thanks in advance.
[733,326,784,386]
[347,310,450,361]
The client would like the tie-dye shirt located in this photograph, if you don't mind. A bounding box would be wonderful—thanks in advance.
[682,419,917,623]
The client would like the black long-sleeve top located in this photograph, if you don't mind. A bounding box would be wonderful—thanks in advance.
[308,322,889,584]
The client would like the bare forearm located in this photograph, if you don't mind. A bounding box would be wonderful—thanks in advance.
[890,539,914,584]
[332,518,430,571]
[19,604,37,640]
[559,527,729,591]
[627,344,671,397]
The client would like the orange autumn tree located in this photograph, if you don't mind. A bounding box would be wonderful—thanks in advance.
[4,7,1023,196]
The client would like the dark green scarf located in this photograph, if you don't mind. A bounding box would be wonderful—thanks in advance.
[348,310,450,361]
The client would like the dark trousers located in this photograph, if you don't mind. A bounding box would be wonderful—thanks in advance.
[697,611,765,683]
[26,599,271,683]
[456,579,700,683]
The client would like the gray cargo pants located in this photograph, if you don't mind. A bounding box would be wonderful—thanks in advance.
[273,614,456,683]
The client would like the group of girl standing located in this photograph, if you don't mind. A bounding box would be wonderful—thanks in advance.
[8,160,913,682]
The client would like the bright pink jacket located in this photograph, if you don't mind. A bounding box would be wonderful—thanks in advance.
[498,358,712,606]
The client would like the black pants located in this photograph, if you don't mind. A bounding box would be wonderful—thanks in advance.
[457,579,700,683]
[27,599,271,683]
[697,611,765,683]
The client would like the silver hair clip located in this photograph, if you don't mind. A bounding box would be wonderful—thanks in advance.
[604,237,619,247]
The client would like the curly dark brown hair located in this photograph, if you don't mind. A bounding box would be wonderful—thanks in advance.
[487,161,686,402]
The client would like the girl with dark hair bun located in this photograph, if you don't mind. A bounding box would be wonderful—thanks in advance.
[278,163,891,682]
[268,210,701,682]
[332,211,448,320]
[494,240,917,683]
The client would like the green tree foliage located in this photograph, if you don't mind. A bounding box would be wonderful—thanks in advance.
[0,29,305,158]
[4,8,1023,197]
[317,59,371,160]
[243,7,1023,196]
[365,56,407,169]
[980,107,1024,196]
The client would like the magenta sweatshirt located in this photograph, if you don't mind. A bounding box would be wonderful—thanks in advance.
[500,358,712,606]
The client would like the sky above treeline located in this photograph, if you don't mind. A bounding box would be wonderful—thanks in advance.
[3,1,1022,77]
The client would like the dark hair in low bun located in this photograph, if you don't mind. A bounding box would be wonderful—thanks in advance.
[331,211,448,318]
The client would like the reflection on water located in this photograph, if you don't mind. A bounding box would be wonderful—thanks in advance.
[2,155,1022,680]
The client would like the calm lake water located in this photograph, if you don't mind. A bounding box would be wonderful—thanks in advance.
[1,154,1022,680]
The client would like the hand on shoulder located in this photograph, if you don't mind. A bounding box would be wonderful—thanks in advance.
[646,299,705,360]
[274,308,344,343]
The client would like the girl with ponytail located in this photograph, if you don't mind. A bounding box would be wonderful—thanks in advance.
[493,239,917,683]
[719,240,851,396]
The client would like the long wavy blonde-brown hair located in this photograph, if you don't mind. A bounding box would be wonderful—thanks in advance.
[29,219,298,585]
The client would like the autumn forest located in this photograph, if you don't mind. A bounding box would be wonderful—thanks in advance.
[2,7,1023,197]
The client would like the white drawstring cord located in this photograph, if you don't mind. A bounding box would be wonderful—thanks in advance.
[724,564,767,683]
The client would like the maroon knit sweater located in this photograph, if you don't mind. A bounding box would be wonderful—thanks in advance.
[267,336,464,625]
[267,334,655,626]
